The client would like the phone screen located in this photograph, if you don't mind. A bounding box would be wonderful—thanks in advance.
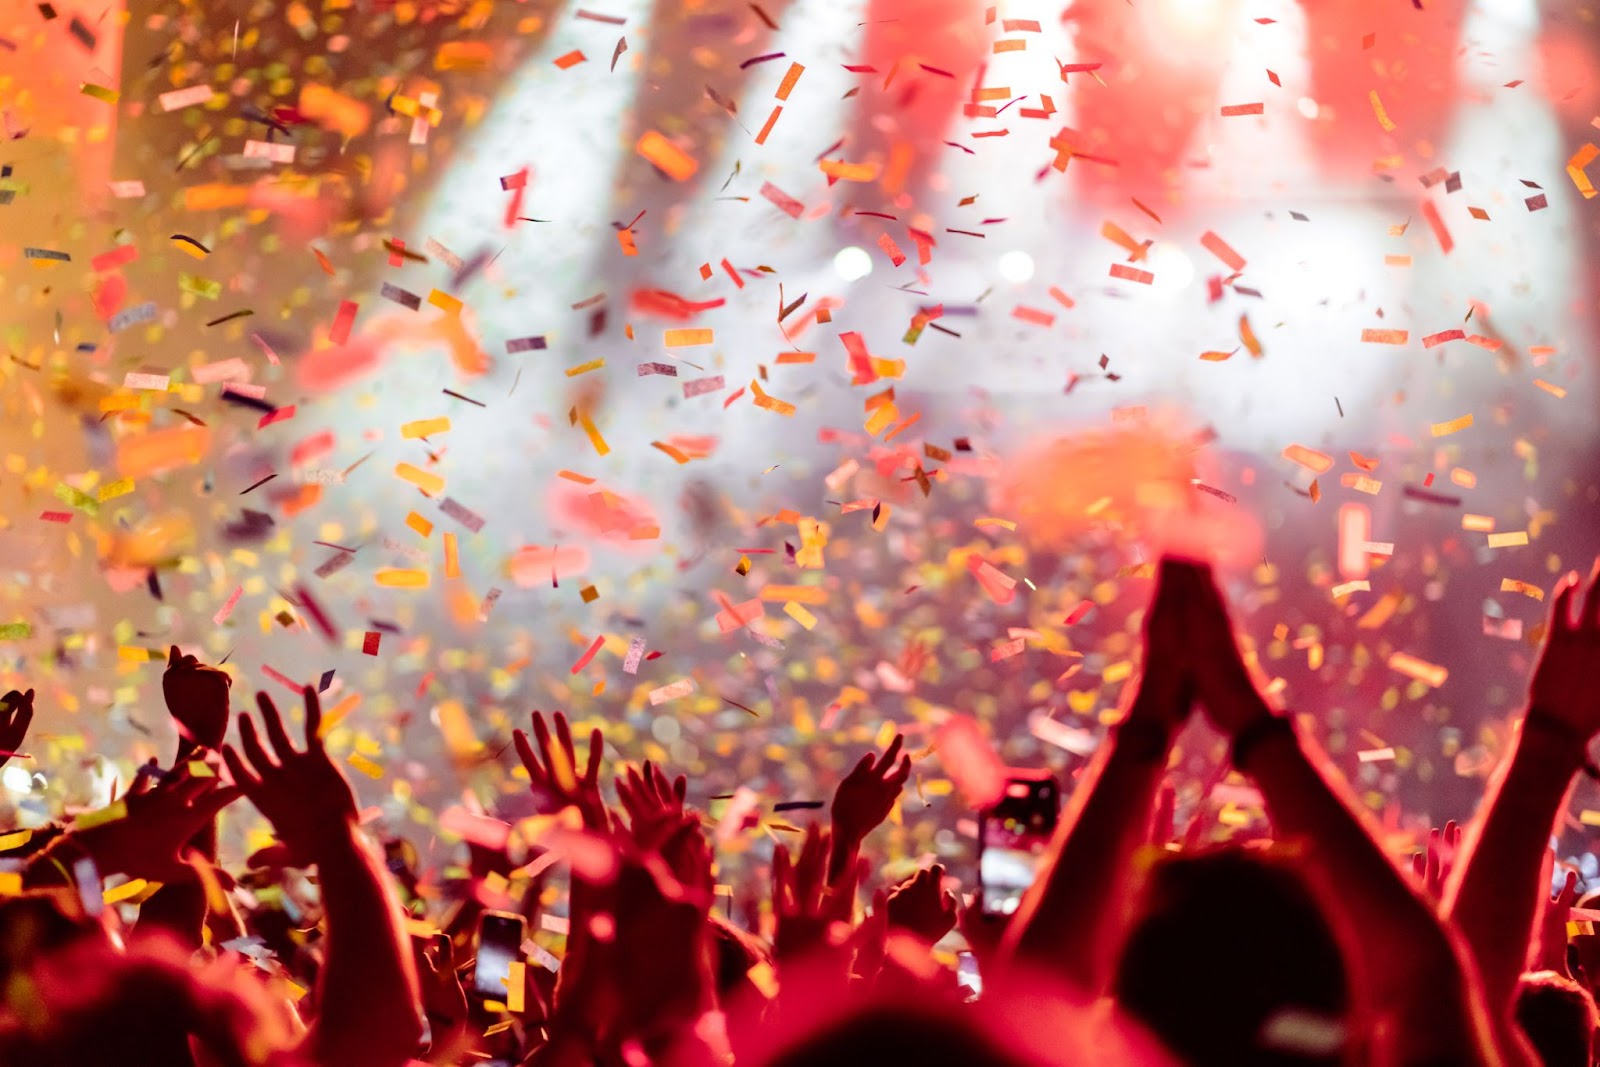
[979,775,1060,917]
[956,950,982,999]
[472,912,527,1001]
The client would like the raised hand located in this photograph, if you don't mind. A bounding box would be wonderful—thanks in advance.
[512,710,608,831]
[1535,859,1581,976]
[1410,821,1459,900]
[221,687,357,855]
[1527,560,1600,745]
[830,733,911,865]
[71,761,239,882]
[0,689,33,770]
[1178,560,1277,737]
[163,645,231,752]
[414,933,470,1056]
[884,863,958,945]
[1122,558,1200,737]
[616,760,688,850]
[773,823,859,964]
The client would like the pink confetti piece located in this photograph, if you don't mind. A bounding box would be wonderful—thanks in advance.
[329,300,359,345]
[936,715,1006,808]
[623,636,646,674]
[683,375,725,398]
[1422,328,1465,348]
[261,664,305,694]
[648,677,697,705]
[213,586,243,625]
[570,635,604,674]
[760,181,805,218]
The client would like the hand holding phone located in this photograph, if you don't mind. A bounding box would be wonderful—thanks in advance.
[472,911,528,1004]
[978,772,1060,917]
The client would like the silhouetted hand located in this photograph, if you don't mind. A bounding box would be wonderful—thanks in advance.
[0,689,33,770]
[513,710,608,831]
[1527,560,1600,745]
[163,646,231,751]
[1410,821,1460,900]
[773,824,859,964]
[830,733,911,849]
[616,760,688,851]
[74,760,239,882]
[222,687,357,856]
[1179,560,1277,736]
[1536,860,1581,976]
[415,932,470,1054]
[1124,558,1198,734]
[885,863,958,945]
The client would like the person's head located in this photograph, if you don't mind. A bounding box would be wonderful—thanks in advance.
[708,912,771,1003]
[1113,846,1351,1067]
[1516,970,1597,1067]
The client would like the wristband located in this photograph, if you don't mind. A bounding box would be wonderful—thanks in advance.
[1522,713,1600,782]
[1230,713,1296,771]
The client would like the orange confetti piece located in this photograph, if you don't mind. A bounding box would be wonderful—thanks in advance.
[395,463,444,495]
[1387,652,1447,688]
[1199,350,1237,362]
[636,130,699,182]
[1566,143,1598,199]
[1199,231,1246,272]
[444,532,460,578]
[116,425,211,479]
[1282,444,1334,473]
[1421,199,1453,254]
[775,62,804,101]
[967,555,1017,605]
[754,105,783,145]
[299,84,371,138]
[750,379,796,416]
[1109,263,1154,284]
[376,569,430,588]
[554,50,587,69]
[1430,414,1473,437]
[1534,379,1567,398]
[1239,314,1262,357]
[1361,328,1408,345]
[402,417,451,439]
[818,159,880,182]
[1220,102,1264,116]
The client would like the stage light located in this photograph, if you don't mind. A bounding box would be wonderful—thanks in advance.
[833,245,873,281]
[1145,242,1195,292]
[998,250,1035,283]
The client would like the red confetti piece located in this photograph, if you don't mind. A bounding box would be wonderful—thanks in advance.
[329,300,358,344]
[1421,200,1454,254]
[1220,102,1264,116]
[570,634,605,674]
[363,631,381,655]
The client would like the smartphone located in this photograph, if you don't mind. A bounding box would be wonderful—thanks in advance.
[956,950,982,999]
[472,911,527,1002]
[978,771,1060,917]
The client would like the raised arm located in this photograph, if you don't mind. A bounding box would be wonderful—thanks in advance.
[1445,562,1600,1015]
[1185,562,1511,1066]
[997,557,1193,994]
[223,687,421,1067]
[827,733,911,885]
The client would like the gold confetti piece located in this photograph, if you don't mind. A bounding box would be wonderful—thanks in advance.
[103,879,152,905]
[428,289,463,315]
[75,800,129,830]
[1430,413,1473,437]
[0,830,31,852]
[96,478,134,502]
[1361,328,1408,345]
[783,601,818,629]
[1368,89,1396,131]
[1357,747,1396,763]
[636,130,698,181]
[1567,143,1598,200]
[665,328,712,347]
[1534,379,1567,398]
[1239,314,1262,357]
[819,159,880,181]
[1501,578,1545,601]
[375,569,430,588]
[395,463,444,495]
[1332,580,1371,598]
[80,83,120,103]
[401,417,451,439]
[750,379,796,416]
[347,753,384,779]
[405,512,434,538]
[1462,514,1496,533]
[575,409,610,456]
[975,517,1017,531]
[1487,531,1530,548]
[566,358,606,377]
[1388,651,1448,688]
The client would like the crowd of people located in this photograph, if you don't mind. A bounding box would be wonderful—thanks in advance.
[0,554,1596,1066]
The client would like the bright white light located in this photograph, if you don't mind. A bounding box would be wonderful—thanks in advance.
[1145,242,1196,292]
[1297,97,1320,120]
[2,766,31,794]
[833,246,873,281]
[998,250,1035,283]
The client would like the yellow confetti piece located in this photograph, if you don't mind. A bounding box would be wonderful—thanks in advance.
[1387,652,1448,688]
[506,961,527,1013]
[117,646,153,661]
[405,512,434,538]
[576,408,610,456]
[783,601,818,629]
[401,417,451,439]
[96,478,134,502]
[1430,413,1473,437]
[395,463,445,495]
[1487,531,1530,548]
[75,799,128,830]
[1462,514,1496,533]
[665,328,713,347]
[376,569,430,588]
[0,872,20,896]
[1582,810,1600,827]
[975,517,1017,531]
[1368,89,1396,131]
[1567,143,1598,200]
[0,830,33,852]
[80,83,120,103]
[347,753,384,779]
[103,879,152,905]
[318,693,361,738]
[750,380,796,416]
[566,358,605,377]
